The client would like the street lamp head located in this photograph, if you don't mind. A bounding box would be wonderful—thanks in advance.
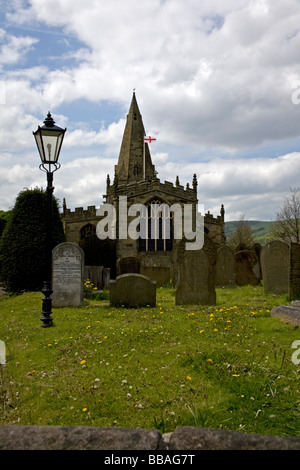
[33,112,67,166]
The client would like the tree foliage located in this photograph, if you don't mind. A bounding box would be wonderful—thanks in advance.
[227,214,254,252]
[0,188,65,293]
[270,187,300,244]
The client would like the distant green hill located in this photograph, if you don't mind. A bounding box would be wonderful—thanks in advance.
[225,220,274,245]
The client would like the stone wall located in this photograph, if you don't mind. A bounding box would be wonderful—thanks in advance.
[0,425,299,450]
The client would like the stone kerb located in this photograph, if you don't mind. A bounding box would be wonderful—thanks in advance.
[109,273,156,308]
[0,425,299,450]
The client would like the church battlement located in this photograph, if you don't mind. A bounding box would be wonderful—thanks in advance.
[106,175,197,203]
[64,205,98,223]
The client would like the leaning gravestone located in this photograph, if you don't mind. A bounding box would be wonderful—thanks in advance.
[52,242,84,307]
[235,250,260,286]
[109,273,156,307]
[175,235,216,305]
[261,241,290,294]
[215,245,236,288]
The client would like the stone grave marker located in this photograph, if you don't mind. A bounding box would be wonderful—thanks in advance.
[52,242,84,307]
[102,268,110,289]
[84,265,103,289]
[289,242,300,300]
[261,241,290,294]
[235,250,260,286]
[215,245,236,288]
[175,235,217,305]
[109,273,156,307]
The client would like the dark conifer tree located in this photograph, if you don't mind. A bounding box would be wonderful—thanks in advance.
[0,188,65,293]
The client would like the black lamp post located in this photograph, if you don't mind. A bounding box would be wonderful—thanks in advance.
[33,112,66,327]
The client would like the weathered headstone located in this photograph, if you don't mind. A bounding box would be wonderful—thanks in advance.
[84,265,103,289]
[235,250,260,286]
[52,242,84,307]
[261,241,290,294]
[109,273,156,307]
[102,268,110,289]
[289,242,300,300]
[175,235,216,305]
[215,245,236,288]
[251,243,262,280]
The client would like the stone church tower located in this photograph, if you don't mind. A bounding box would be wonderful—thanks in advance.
[63,92,226,285]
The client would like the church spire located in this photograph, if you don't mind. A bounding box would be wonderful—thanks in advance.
[115,92,155,183]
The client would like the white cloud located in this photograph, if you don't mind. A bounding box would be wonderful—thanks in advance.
[0,28,38,67]
[1,0,300,223]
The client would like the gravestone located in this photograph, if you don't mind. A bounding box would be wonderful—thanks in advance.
[289,243,300,300]
[84,265,103,289]
[109,273,156,307]
[52,242,84,307]
[235,250,260,286]
[215,245,236,288]
[102,268,110,289]
[261,241,290,294]
[251,243,262,280]
[175,235,216,305]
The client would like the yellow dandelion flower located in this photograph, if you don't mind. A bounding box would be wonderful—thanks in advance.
[186,376,192,381]
[82,408,87,412]
[207,358,213,362]
[80,360,86,365]
[200,330,205,334]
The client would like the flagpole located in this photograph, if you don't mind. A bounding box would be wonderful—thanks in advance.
[143,133,146,180]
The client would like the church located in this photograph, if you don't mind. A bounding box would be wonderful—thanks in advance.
[63,92,225,285]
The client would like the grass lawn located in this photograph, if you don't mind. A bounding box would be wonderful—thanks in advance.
[0,284,299,437]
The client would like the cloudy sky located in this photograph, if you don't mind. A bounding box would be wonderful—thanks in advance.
[1,0,300,221]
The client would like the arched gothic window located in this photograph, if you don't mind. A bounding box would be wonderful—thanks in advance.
[138,199,173,252]
[133,164,140,176]
[80,223,96,240]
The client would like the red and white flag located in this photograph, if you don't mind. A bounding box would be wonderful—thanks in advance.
[144,136,156,143]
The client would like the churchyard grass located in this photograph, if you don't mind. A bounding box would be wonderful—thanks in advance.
[0,285,299,437]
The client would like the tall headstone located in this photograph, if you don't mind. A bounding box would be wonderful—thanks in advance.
[261,241,290,294]
[215,245,236,288]
[175,235,217,305]
[235,250,260,286]
[52,242,84,307]
[289,243,300,300]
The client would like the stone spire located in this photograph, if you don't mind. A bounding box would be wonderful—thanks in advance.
[114,91,155,183]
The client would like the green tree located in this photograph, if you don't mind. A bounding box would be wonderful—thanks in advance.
[0,188,65,293]
[227,214,254,252]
